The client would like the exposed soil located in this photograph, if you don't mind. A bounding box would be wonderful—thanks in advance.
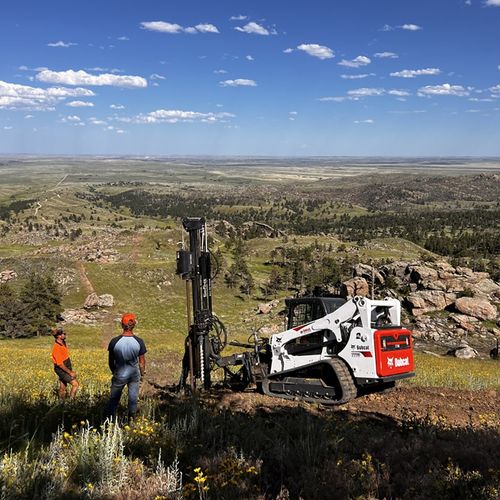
[155,385,499,429]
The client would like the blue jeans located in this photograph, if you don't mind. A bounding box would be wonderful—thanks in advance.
[106,371,140,418]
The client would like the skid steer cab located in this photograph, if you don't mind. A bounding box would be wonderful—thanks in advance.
[261,295,415,404]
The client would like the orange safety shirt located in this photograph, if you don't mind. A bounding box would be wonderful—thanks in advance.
[52,342,70,366]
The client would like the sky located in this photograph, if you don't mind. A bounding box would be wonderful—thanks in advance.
[1,0,500,156]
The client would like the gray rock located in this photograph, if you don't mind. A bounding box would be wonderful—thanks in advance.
[406,290,456,316]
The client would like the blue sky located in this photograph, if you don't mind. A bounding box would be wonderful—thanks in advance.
[1,0,500,156]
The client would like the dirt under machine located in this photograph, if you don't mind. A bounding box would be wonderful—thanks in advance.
[175,217,415,405]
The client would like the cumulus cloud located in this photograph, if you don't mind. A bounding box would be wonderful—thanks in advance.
[213,69,227,74]
[246,55,254,61]
[230,15,248,21]
[390,68,441,78]
[347,87,385,97]
[36,69,147,88]
[485,0,500,6]
[354,119,374,124]
[194,23,220,34]
[374,51,398,59]
[0,80,94,110]
[417,83,469,96]
[340,73,374,79]
[401,24,422,31]
[388,89,411,96]
[295,44,334,60]
[123,109,235,124]
[235,22,270,35]
[47,41,77,48]
[338,55,371,68]
[220,79,257,87]
[67,100,94,107]
[140,21,219,34]
[110,104,125,109]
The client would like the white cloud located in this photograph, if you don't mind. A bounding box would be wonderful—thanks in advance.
[374,52,398,59]
[140,21,219,34]
[354,119,374,124]
[340,73,374,79]
[194,23,220,34]
[3,126,13,130]
[117,36,129,41]
[220,79,257,87]
[288,111,298,121]
[347,87,385,97]
[110,104,125,109]
[401,24,422,31]
[235,22,270,35]
[213,69,227,74]
[230,15,247,21]
[338,55,371,68]
[296,44,334,60]
[246,55,254,61]
[150,73,166,80]
[485,0,500,6]
[382,24,422,31]
[25,114,34,119]
[388,89,411,96]
[0,80,94,110]
[490,84,500,93]
[36,69,147,88]
[67,100,94,107]
[390,68,441,78]
[283,48,294,54]
[66,115,81,122]
[127,109,235,124]
[418,83,469,96]
[141,21,184,33]
[89,118,107,125]
[47,41,77,48]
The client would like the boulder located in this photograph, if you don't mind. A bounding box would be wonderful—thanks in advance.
[455,297,497,321]
[84,293,100,309]
[342,277,369,298]
[83,293,115,309]
[409,265,438,285]
[406,290,456,316]
[354,264,385,284]
[469,278,500,297]
[0,269,17,283]
[448,344,478,359]
[61,308,97,325]
[449,313,479,332]
[98,294,114,308]
[258,299,279,315]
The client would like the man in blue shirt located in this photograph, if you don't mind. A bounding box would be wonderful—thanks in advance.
[106,312,147,420]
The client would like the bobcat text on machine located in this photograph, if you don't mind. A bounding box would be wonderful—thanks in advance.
[175,217,415,405]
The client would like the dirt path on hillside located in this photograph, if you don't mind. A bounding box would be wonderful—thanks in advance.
[77,261,95,294]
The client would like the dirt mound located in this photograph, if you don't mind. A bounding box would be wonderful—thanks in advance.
[193,385,499,429]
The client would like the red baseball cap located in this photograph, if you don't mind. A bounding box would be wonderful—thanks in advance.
[121,313,137,327]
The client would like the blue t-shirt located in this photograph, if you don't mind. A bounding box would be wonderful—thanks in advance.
[108,334,147,378]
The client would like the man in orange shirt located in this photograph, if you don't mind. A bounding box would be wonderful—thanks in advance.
[51,328,79,399]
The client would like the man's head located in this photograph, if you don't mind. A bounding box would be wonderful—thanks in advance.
[121,313,137,332]
[52,328,65,340]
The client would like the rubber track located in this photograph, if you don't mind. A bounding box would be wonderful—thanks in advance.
[330,357,357,404]
[261,357,358,405]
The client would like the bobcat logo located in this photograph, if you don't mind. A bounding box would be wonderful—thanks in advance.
[387,357,394,368]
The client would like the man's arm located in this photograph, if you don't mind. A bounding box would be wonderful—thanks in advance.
[108,350,115,373]
[139,354,146,377]
[57,362,76,378]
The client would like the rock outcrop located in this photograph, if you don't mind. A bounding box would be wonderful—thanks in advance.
[83,293,114,309]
